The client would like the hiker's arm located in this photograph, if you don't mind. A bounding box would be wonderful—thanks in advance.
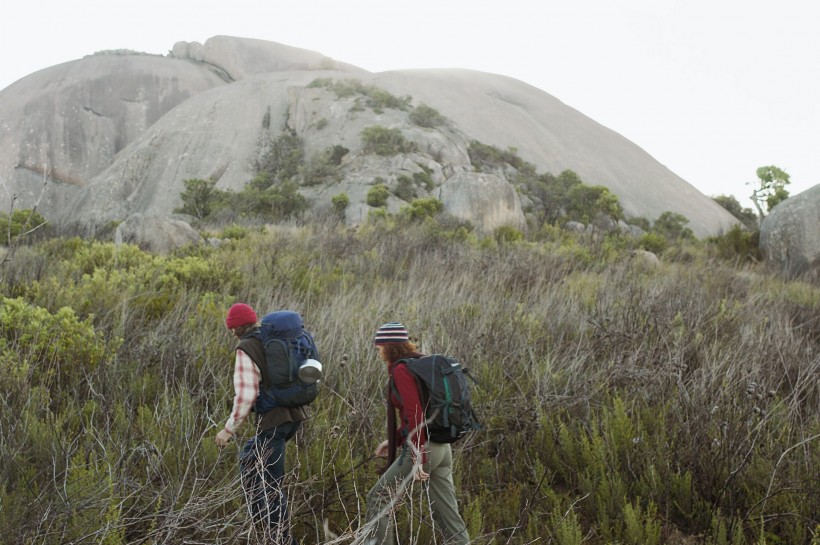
[392,365,428,463]
[224,349,260,435]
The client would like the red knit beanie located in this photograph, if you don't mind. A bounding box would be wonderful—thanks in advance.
[225,303,258,329]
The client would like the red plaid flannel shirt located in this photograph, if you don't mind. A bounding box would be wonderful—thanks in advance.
[224,348,260,435]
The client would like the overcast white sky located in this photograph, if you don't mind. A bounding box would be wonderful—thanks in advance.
[1,0,817,208]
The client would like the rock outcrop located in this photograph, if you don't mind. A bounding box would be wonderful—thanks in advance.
[0,36,741,237]
[438,172,525,231]
[759,184,820,279]
[171,35,366,81]
[114,214,201,254]
[0,53,228,214]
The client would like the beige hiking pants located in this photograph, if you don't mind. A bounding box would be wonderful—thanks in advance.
[364,442,470,545]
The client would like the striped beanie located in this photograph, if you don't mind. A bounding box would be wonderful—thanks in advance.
[373,322,410,345]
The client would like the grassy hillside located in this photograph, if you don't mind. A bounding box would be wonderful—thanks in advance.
[1,217,818,545]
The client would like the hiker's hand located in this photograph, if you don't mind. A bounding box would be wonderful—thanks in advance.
[414,466,430,482]
[374,440,389,458]
[215,429,233,447]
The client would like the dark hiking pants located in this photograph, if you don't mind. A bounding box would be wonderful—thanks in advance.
[240,421,300,545]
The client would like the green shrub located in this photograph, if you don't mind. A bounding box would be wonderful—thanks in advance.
[468,140,530,171]
[465,141,628,229]
[551,505,584,545]
[639,232,668,254]
[331,193,350,218]
[367,207,389,222]
[0,208,48,244]
[366,88,411,112]
[707,224,760,262]
[399,197,443,221]
[409,103,446,128]
[220,224,249,240]
[56,238,153,276]
[174,178,218,219]
[713,195,758,229]
[367,183,390,208]
[256,132,304,183]
[566,184,622,223]
[262,181,310,220]
[394,175,417,201]
[622,501,662,545]
[495,225,524,243]
[361,126,417,155]
[653,211,695,241]
[414,168,435,191]
[307,78,411,112]
[0,296,117,391]
[627,216,652,232]
[301,145,348,186]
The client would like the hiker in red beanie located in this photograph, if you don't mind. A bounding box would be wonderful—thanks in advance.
[216,303,305,545]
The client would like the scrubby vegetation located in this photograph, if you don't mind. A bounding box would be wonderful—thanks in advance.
[468,141,627,229]
[175,79,660,237]
[1,208,49,244]
[331,193,350,219]
[174,132,314,223]
[1,212,818,545]
[361,125,418,156]
[409,103,447,128]
[366,183,390,208]
[307,78,412,113]
[713,195,758,230]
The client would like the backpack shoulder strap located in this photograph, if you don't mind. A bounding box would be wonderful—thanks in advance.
[388,358,423,406]
[388,360,407,403]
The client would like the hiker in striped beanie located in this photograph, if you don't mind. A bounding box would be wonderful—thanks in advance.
[362,322,470,545]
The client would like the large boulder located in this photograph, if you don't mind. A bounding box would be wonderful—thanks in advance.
[759,184,820,279]
[114,214,201,254]
[438,172,525,231]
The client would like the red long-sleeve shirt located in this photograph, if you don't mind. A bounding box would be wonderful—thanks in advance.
[389,357,428,462]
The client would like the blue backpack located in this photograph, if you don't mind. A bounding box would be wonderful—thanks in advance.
[252,310,320,411]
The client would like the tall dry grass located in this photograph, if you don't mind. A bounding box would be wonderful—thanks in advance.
[0,218,817,544]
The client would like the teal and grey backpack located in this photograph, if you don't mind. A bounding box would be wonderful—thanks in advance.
[394,354,481,443]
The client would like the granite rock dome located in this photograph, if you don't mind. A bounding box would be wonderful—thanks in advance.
[0,35,739,236]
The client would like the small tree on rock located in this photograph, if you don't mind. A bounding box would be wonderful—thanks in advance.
[175,178,218,219]
[748,165,790,225]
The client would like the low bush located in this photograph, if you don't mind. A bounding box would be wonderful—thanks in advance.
[707,224,761,263]
[331,192,350,218]
[409,103,446,128]
[0,208,49,244]
[1,219,817,544]
[361,126,417,156]
[307,78,411,112]
[366,183,390,208]
[399,197,443,221]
